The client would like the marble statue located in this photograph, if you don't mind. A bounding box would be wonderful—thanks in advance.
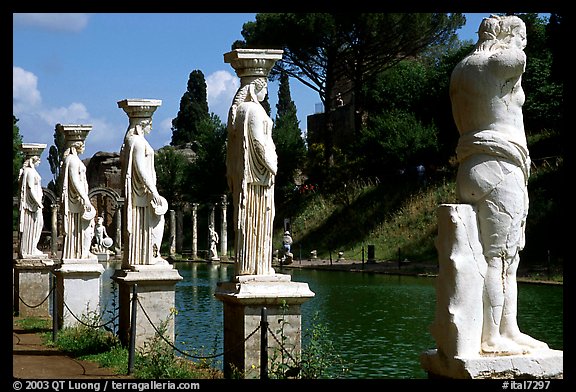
[18,143,48,259]
[92,216,113,254]
[450,15,547,354]
[225,49,283,276]
[209,226,219,261]
[58,125,97,261]
[118,99,168,267]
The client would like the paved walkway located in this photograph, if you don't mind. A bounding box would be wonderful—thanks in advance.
[12,318,132,380]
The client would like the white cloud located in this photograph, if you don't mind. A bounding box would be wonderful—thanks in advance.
[13,66,120,161]
[206,70,238,122]
[13,13,89,33]
[40,102,90,126]
[206,70,238,102]
[13,66,42,113]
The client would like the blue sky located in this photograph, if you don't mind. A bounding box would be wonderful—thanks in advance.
[12,13,516,186]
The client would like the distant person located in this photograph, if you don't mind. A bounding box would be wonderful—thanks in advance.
[18,144,47,259]
[282,231,293,256]
[450,15,547,354]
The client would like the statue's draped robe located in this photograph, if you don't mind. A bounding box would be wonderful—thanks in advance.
[61,154,92,259]
[121,134,164,266]
[18,166,44,258]
[227,101,277,275]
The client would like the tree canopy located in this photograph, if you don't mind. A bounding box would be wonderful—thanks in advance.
[237,13,465,112]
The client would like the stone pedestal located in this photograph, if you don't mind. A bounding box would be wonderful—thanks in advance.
[422,204,563,379]
[420,348,563,379]
[112,264,183,350]
[54,259,104,328]
[13,258,55,318]
[214,274,315,379]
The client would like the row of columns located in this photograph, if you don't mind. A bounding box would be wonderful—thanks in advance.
[168,197,229,260]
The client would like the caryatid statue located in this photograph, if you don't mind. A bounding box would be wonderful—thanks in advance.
[118,99,169,268]
[18,143,48,259]
[225,48,283,276]
[57,124,97,261]
[450,15,548,354]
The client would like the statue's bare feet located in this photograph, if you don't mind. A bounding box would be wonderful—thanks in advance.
[481,335,526,355]
[505,332,549,352]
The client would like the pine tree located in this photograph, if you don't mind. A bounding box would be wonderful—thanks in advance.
[273,72,307,202]
[171,70,210,148]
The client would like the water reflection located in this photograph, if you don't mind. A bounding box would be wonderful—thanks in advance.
[103,261,563,379]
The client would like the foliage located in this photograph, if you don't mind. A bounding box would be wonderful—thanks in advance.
[171,70,210,147]
[13,116,24,197]
[267,303,347,379]
[239,13,465,110]
[48,311,121,356]
[15,316,50,331]
[273,72,307,204]
[155,146,189,207]
[132,312,220,379]
[357,109,439,176]
[13,116,24,230]
[184,113,228,203]
[82,345,129,375]
[299,312,348,379]
[46,123,66,194]
[33,311,221,379]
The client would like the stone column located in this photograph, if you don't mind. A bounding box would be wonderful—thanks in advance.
[191,203,198,260]
[215,48,314,379]
[220,194,228,261]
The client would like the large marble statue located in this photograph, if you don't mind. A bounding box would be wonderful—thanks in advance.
[58,125,97,261]
[450,15,547,354]
[225,49,283,276]
[118,99,168,268]
[18,143,48,259]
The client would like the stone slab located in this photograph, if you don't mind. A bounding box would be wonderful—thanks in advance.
[55,263,105,275]
[215,273,315,305]
[420,348,563,379]
[112,265,183,284]
[14,258,55,269]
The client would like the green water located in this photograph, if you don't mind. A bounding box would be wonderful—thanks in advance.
[171,262,563,379]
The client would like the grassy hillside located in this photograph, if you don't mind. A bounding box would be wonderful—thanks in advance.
[273,130,564,273]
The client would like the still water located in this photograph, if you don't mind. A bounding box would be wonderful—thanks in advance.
[164,262,562,379]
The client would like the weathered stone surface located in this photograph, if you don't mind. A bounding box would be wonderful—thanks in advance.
[421,348,563,379]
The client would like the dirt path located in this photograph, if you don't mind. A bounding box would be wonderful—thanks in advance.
[12,319,132,380]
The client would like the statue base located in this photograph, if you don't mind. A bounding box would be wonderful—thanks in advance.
[420,348,563,379]
[214,273,315,378]
[112,264,183,350]
[54,262,105,328]
[13,258,55,318]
